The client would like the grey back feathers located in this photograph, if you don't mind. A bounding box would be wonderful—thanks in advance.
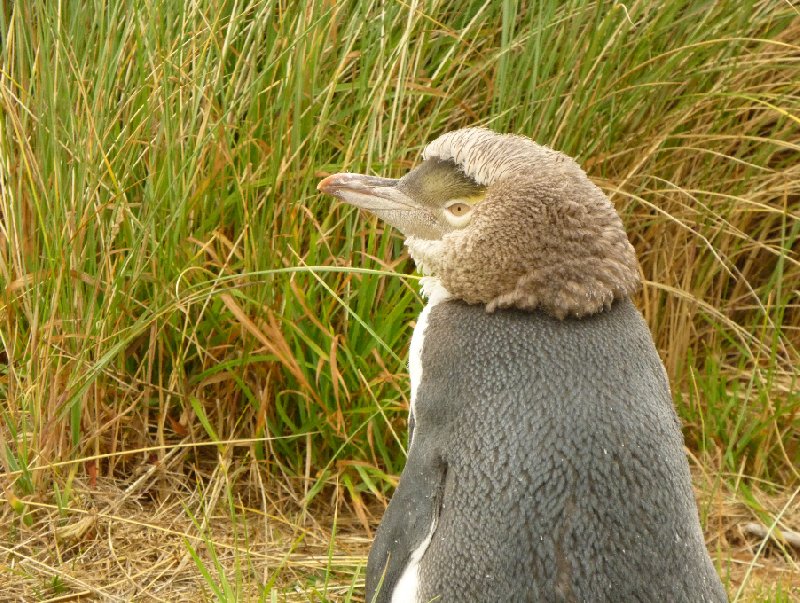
[368,299,727,602]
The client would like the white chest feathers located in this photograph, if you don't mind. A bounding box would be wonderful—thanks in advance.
[407,278,452,447]
[391,521,437,603]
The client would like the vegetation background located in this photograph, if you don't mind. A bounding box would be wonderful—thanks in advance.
[1,0,798,600]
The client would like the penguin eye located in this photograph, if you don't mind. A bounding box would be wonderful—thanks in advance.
[443,200,473,229]
[445,202,471,216]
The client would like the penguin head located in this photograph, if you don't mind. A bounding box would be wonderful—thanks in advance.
[319,128,640,319]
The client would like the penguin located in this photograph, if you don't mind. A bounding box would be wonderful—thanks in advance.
[318,128,728,603]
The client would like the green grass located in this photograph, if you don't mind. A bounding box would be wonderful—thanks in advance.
[0,0,798,599]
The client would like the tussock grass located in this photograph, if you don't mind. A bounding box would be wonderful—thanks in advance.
[1,0,798,599]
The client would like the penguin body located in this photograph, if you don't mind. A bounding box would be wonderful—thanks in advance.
[369,297,726,602]
[318,128,728,603]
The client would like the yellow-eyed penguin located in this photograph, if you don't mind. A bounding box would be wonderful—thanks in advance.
[318,128,727,603]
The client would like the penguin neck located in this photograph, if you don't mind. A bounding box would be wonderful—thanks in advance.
[419,276,452,305]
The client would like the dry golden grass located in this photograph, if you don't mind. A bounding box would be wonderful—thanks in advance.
[2,453,799,602]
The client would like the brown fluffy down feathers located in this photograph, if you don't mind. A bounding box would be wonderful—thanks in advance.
[411,128,640,319]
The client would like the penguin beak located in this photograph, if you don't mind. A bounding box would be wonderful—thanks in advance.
[318,172,440,239]
[318,173,409,212]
